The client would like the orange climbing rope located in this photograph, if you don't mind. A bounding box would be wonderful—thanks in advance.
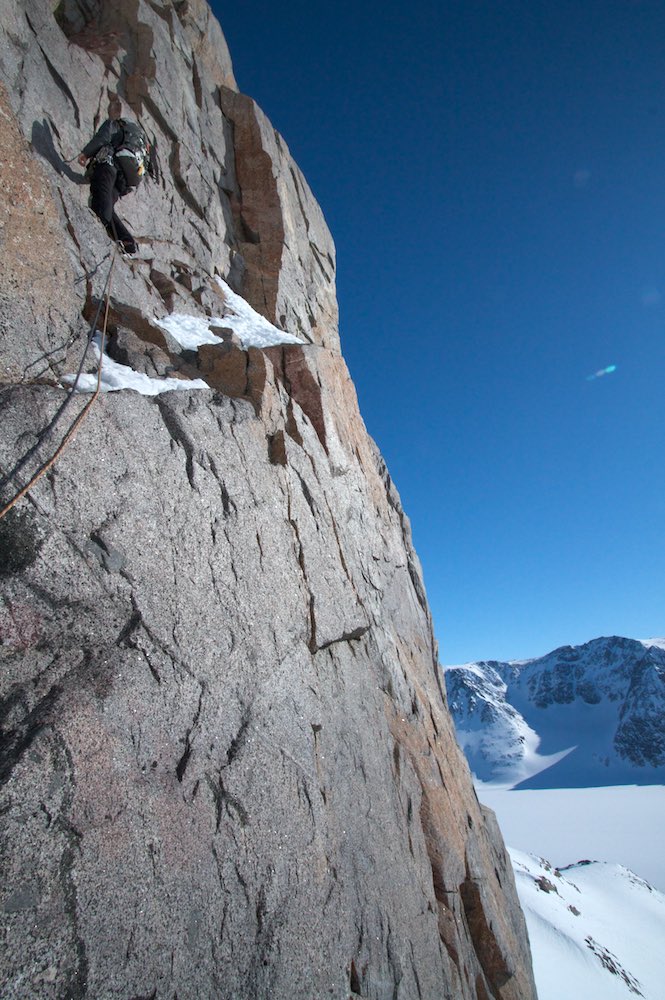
[0,248,118,521]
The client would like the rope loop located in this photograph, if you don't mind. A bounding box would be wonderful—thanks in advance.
[0,248,118,521]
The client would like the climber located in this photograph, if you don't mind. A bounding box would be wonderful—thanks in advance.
[78,109,158,256]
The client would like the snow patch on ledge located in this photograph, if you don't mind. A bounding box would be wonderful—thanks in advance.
[64,336,210,396]
[65,282,305,397]
[214,278,303,348]
[155,313,224,351]
[156,278,303,352]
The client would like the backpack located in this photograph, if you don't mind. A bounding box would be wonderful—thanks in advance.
[113,118,150,191]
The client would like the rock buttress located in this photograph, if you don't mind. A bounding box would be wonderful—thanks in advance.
[0,1,537,998]
[0,350,536,999]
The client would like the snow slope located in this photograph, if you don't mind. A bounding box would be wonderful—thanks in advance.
[445,636,665,788]
[511,850,665,1000]
[446,637,665,995]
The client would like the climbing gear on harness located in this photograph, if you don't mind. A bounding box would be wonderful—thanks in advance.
[116,118,150,160]
[82,117,153,191]
[113,119,150,190]
[115,147,145,189]
[84,144,115,179]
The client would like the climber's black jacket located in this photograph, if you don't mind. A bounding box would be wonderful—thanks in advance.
[81,118,126,160]
[81,118,156,187]
[80,117,157,253]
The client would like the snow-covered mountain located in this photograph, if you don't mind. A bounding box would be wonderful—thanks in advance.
[511,850,665,1000]
[445,636,665,788]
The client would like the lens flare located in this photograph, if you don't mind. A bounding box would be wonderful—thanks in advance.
[586,364,617,381]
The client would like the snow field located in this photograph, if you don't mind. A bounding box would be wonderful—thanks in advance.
[480,784,665,893]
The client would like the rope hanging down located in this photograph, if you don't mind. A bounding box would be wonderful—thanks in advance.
[0,248,118,522]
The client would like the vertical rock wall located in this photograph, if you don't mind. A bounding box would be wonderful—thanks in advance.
[0,2,537,998]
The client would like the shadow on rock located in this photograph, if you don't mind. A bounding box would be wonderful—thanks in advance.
[31,119,86,184]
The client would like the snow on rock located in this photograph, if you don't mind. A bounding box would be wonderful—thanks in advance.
[642,637,665,651]
[511,849,665,1000]
[445,659,576,788]
[66,275,308,397]
[64,336,210,395]
[154,313,224,351]
[156,279,303,352]
[213,278,303,348]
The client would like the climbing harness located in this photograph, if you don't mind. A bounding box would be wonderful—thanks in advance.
[0,247,118,522]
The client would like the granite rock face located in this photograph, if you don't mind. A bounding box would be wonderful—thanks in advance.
[0,2,537,998]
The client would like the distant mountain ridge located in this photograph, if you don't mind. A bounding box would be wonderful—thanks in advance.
[444,636,665,788]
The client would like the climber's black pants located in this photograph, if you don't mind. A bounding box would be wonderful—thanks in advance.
[89,162,135,247]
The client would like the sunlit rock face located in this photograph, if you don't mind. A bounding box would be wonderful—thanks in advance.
[0,3,536,998]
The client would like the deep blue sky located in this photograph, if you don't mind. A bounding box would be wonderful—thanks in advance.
[214,1,665,664]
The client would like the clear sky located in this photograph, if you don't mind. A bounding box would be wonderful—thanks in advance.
[213,1,665,664]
